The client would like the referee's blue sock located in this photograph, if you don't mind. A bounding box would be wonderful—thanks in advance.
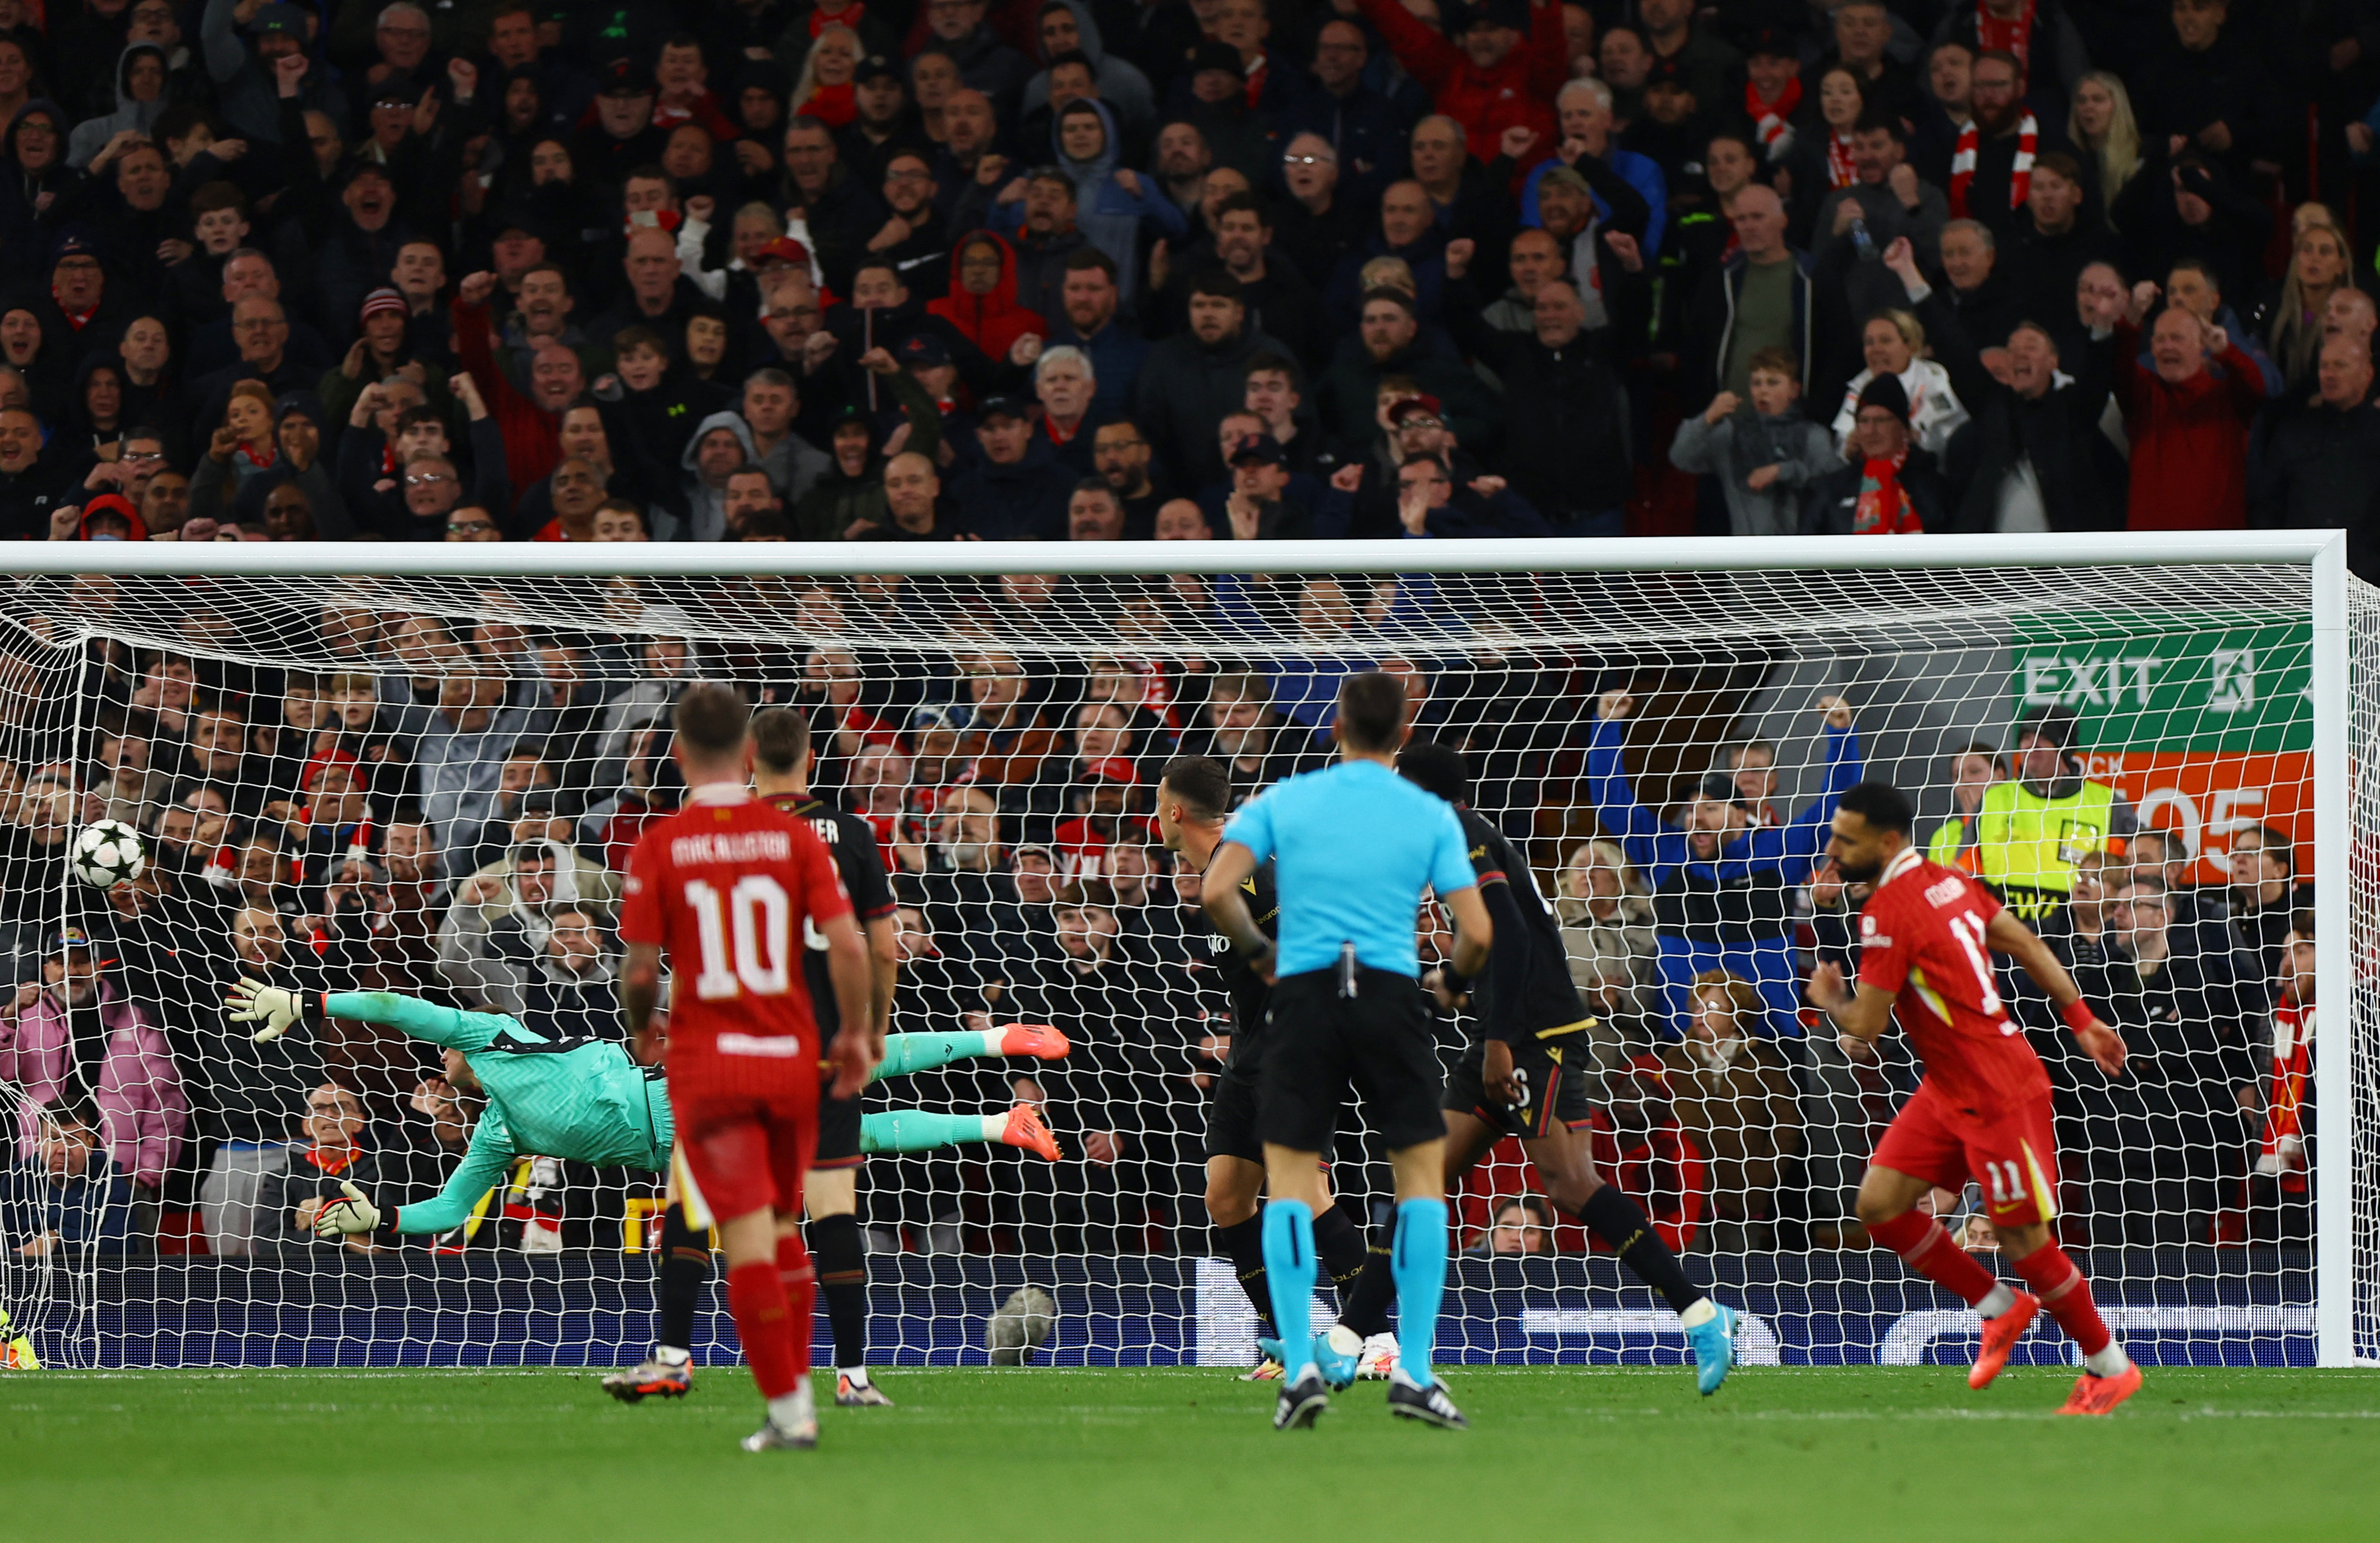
[1261,1199,1317,1382]
[1390,1199,1448,1390]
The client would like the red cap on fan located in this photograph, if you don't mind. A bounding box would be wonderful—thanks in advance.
[1084,756,1139,785]
[754,237,811,269]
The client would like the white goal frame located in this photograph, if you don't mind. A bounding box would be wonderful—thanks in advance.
[3,529,2361,1369]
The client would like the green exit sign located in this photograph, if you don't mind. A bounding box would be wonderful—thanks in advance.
[2011,619,2311,753]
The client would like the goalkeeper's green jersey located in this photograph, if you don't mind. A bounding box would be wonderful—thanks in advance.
[329,993,675,1235]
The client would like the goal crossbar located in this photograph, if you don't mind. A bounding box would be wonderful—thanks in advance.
[0,531,2351,579]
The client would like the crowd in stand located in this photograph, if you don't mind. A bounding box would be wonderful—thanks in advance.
[0,0,2349,1264]
[0,0,2364,555]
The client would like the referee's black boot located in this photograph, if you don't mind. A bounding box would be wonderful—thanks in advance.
[1386,1374,1467,1429]
[1273,1367,1329,1430]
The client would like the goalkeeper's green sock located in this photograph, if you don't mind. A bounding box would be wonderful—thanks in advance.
[860,1109,1006,1152]
[871,1030,999,1080]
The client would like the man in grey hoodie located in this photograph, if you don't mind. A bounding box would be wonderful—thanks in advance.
[1668,342,1840,536]
[66,44,170,170]
[677,396,828,542]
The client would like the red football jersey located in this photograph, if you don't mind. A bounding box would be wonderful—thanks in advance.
[619,786,854,1096]
[1855,849,2051,1117]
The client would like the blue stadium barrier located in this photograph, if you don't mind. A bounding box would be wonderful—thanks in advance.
[31,1249,2314,1369]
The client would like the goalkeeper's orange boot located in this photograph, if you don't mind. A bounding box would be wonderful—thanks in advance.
[995,1022,1069,1059]
[1969,1290,2040,1389]
[1000,1102,1063,1161]
[2057,1362,2143,1416]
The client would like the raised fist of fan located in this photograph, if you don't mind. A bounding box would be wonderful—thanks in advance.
[313,1180,380,1238]
[226,977,303,1041]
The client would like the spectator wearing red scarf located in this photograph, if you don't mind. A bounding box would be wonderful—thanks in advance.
[1801,374,1946,533]
[2240,915,2316,1243]
[258,1083,388,1255]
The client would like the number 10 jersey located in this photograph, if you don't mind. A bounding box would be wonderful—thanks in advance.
[620,785,855,1098]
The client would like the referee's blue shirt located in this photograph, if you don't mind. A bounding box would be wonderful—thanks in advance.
[1222,759,1478,977]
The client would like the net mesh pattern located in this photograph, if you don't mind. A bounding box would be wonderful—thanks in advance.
[0,560,2343,1368]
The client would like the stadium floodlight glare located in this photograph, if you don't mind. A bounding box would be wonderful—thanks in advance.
[0,533,2362,1372]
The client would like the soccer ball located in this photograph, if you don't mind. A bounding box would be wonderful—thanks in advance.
[70,820,145,890]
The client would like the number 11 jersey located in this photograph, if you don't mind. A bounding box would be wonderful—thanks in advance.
[620,786,855,1098]
[1855,848,2052,1120]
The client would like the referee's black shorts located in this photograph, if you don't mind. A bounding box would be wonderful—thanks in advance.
[1259,965,1445,1153]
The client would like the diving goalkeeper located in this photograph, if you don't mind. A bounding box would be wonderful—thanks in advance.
[224,983,1064,1351]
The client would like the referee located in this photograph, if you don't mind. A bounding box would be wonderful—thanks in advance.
[1203,670,1490,1431]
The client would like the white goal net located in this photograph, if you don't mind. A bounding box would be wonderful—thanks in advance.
[0,539,2364,1371]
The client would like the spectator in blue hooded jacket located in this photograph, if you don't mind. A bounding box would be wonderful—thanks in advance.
[992,97,1184,307]
[1586,690,1863,1042]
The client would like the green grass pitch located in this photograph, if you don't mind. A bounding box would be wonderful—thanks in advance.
[6,1365,2376,1542]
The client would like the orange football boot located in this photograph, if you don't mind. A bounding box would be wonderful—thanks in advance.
[2057,1363,2144,1416]
[995,1023,1070,1059]
[1970,1291,2041,1389]
[1000,1102,1063,1161]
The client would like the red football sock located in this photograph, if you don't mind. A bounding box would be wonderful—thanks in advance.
[777,1233,817,1377]
[725,1260,801,1400]
[1866,1210,2001,1306]
[2011,1240,2113,1357]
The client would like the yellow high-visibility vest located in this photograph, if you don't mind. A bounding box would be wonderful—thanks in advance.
[1975,777,2118,905]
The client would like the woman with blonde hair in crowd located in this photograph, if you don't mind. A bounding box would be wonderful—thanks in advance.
[2260,212,2356,396]
[1556,836,1658,1067]
[2070,72,2141,219]
[1830,309,1967,456]
[789,25,863,128]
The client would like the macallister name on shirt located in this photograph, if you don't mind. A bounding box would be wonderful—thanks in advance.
[671,829,794,866]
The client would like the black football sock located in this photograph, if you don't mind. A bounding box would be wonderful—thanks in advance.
[1577,1185,1704,1317]
[808,1210,869,1371]
[1311,1204,1369,1305]
[1213,1216,1276,1337]
[1336,1234,1398,1340]
[657,1203,710,1355]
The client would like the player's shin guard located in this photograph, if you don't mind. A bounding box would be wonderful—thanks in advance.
[1865,1209,2003,1307]
[1260,1200,1317,1380]
[2010,1239,2115,1360]
[1389,1199,1447,1390]
[776,1233,817,1378]
[724,1261,802,1400]
[1215,1215,1276,1336]
[1311,1204,1369,1307]
[808,1211,867,1372]
[1576,1185,1703,1317]
[657,1203,711,1356]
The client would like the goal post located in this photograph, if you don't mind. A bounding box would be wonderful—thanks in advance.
[0,532,2367,1372]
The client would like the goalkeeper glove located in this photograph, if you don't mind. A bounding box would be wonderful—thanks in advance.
[314,1179,381,1238]
[226,977,315,1042]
